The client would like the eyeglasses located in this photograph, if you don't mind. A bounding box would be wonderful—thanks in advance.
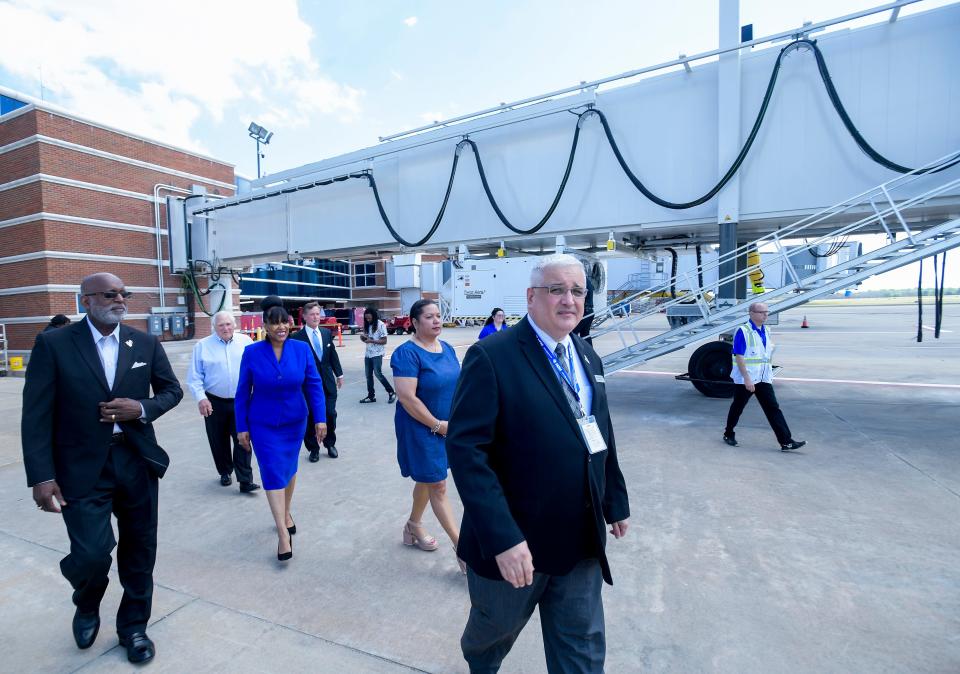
[750,310,769,314]
[82,291,133,300]
[531,285,587,298]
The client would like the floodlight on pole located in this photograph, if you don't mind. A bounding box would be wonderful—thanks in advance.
[247,121,273,179]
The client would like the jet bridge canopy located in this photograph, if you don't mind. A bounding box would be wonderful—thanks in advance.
[189,2,960,268]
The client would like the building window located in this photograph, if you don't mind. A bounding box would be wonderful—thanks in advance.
[354,262,378,287]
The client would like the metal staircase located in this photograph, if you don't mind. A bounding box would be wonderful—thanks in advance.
[591,151,960,376]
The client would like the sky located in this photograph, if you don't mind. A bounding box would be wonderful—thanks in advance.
[1,0,956,289]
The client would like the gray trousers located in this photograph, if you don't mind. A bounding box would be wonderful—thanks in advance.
[461,558,605,674]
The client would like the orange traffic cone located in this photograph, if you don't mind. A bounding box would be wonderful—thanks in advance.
[801,315,809,328]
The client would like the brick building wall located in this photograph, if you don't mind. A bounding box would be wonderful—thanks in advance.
[0,98,236,354]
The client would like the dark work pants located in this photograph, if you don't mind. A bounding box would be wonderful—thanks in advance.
[304,392,337,450]
[725,382,792,445]
[203,393,253,484]
[59,438,158,637]
[575,315,593,345]
[461,559,605,674]
[364,356,394,398]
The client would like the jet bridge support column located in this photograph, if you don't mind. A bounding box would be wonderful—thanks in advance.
[716,0,742,310]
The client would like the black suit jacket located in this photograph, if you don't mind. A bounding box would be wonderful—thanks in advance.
[291,327,343,397]
[447,317,630,585]
[21,320,183,496]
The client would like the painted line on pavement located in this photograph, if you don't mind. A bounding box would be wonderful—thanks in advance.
[615,369,960,389]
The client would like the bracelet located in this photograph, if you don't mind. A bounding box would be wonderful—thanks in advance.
[431,421,442,434]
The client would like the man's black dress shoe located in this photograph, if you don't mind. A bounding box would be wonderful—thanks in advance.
[308,449,320,462]
[220,474,232,486]
[327,446,338,459]
[119,632,155,664]
[359,396,376,403]
[387,392,397,404]
[239,482,260,493]
[781,440,807,451]
[72,608,100,649]
[723,435,738,447]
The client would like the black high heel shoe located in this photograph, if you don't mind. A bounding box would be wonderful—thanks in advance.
[277,532,293,561]
[287,518,296,536]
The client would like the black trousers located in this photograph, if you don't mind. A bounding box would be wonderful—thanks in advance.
[364,356,394,398]
[303,392,337,450]
[461,559,605,673]
[203,393,253,484]
[59,438,158,637]
[725,382,792,445]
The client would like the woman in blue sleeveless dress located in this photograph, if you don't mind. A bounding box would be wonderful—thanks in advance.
[236,301,326,561]
[391,299,464,573]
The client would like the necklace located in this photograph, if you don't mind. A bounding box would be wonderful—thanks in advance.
[413,336,441,353]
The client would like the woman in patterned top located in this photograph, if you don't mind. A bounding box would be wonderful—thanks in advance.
[359,307,396,404]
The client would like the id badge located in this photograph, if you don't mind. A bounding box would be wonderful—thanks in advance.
[577,415,607,454]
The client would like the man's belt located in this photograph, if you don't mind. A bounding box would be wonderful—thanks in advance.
[205,392,235,402]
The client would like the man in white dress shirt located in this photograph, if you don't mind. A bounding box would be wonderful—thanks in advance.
[291,301,344,461]
[186,311,259,492]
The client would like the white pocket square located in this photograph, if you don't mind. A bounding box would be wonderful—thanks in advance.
[131,361,148,369]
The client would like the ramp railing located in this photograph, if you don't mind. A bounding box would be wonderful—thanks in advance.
[591,151,960,373]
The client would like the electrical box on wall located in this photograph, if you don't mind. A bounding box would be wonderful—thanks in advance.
[148,316,163,336]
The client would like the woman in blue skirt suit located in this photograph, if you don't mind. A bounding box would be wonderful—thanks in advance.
[236,302,326,561]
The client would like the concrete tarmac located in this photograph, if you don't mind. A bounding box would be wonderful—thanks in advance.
[1,303,958,673]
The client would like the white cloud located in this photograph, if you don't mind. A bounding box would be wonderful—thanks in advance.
[0,0,362,152]
[403,16,418,27]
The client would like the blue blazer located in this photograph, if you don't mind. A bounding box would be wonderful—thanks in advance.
[235,339,325,433]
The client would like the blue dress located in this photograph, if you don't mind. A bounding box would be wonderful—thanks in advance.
[235,339,325,490]
[390,340,461,483]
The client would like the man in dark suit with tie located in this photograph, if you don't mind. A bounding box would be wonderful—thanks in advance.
[447,254,630,673]
[21,272,183,664]
[291,301,343,461]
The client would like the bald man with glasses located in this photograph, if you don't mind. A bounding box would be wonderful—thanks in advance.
[21,272,182,664]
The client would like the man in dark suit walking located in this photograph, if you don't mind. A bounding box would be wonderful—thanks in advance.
[447,254,630,673]
[291,301,343,461]
[21,272,182,664]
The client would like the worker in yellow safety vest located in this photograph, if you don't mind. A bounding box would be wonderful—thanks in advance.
[723,302,806,452]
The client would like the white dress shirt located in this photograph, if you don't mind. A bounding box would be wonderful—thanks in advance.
[526,314,594,417]
[86,317,145,432]
[185,332,253,401]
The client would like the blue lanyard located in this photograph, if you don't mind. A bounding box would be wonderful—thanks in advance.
[535,334,580,402]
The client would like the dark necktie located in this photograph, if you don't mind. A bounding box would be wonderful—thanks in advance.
[554,343,583,419]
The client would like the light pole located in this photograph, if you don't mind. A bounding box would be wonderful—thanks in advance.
[247,122,273,179]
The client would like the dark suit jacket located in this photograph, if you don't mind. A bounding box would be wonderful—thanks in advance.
[447,316,630,585]
[21,319,183,496]
[291,327,343,397]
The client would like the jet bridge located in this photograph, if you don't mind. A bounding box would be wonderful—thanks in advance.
[179,1,960,272]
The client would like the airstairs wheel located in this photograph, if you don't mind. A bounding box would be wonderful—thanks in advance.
[688,341,735,398]
[667,315,690,329]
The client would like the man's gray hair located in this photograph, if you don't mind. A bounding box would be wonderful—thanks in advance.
[529,253,585,287]
[210,311,236,328]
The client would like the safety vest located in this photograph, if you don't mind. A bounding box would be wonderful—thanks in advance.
[731,322,775,384]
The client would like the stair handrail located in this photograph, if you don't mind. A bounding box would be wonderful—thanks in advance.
[601,215,960,369]
[591,150,960,332]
